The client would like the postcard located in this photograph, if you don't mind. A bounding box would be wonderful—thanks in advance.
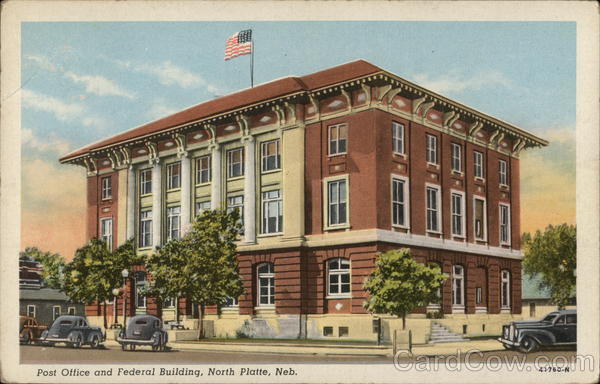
[1,1,598,383]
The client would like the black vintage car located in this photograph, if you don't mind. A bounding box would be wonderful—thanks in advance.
[498,309,576,353]
[41,315,105,348]
[116,315,168,351]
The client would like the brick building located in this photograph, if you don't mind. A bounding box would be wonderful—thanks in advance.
[59,60,547,341]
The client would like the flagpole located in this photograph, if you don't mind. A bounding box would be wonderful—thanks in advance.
[250,41,254,88]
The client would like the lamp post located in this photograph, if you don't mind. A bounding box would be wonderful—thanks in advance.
[111,288,120,328]
[121,269,129,332]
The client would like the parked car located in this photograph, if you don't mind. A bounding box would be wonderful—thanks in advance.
[498,309,576,353]
[20,315,47,344]
[116,314,168,351]
[41,315,105,348]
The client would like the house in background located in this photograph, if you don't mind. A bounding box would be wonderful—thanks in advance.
[19,255,84,326]
[59,60,547,342]
[521,273,576,320]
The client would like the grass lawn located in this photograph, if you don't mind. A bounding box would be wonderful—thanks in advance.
[191,337,380,345]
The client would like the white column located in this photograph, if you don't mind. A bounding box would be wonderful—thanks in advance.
[243,136,256,244]
[180,154,191,235]
[126,165,136,240]
[152,161,162,248]
[210,144,222,209]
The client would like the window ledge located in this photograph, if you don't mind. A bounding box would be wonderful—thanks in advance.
[500,242,512,247]
[451,170,463,176]
[452,235,465,240]
[324,224,351,232]
[195,182,211,187]
[326,295,352,300]
[101,198,112,202]
[140,193,152,198]
[167,187,181,192]
[474,177,485,182]
[261,168,281,175]
[500,184,510,189]
[451,305,465,314]
[257,232,283,238]
[138,246,153,251]
[227,176,244,181]
[426,230,443,236]
[254,306,275,310]
[426,162,440,169]
[393,152,407,159]
[221,307,239,312]
[327,153,347,158]
[391,224,410,230]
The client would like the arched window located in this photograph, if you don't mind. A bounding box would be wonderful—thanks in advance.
[452,265,465,309]
[257,263,275,306]
[327,258,351,296]
[501,270,511,309]
[134,271,147,309]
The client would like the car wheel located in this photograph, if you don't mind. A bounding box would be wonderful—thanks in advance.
[121,343,127,351]
[519,337,539,353]
[90,335,100,349]
[70,334,82,349]
[130,344,136,351]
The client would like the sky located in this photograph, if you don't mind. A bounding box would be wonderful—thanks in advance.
[20,21,576,259]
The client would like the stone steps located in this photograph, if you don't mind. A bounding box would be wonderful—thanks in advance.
[428,322,469,344]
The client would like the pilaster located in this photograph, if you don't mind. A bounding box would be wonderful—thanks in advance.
[281,125,306,241]
[180,154,191,235]
[243,135,256,244]
[210,144,222,209]
[151,161,162,248]
[126,165,136,241]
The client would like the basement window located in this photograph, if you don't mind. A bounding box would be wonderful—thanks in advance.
[339,327,349,337]
[323,326,334,337]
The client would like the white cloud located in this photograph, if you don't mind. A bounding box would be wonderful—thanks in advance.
[21,89,84,121]
[146,98,179,120]
[64,72,136,99]
[103,55,225,94]
[25,55,59,71]
[412,70,519,94]
[82,116,109,130]
[22,128,71,155]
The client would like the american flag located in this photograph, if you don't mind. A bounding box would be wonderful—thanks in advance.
[224,30,253,61]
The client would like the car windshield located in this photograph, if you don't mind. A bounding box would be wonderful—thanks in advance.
[60,320,73,325]
[135,320,147,325]
[542,314,558,322]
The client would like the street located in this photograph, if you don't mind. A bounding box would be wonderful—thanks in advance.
[20,344,577,364]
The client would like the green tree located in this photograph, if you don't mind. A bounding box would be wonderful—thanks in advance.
[146,208,245,339]
[364,249,447,330]
[63,238,142,329]
[522,224,576,308]
[19,247,66,289]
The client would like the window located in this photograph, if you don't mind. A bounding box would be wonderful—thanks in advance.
[101,176,112,200]
[68,307,76,315]
[529,302,536,318]
[476,287,482,305]
[327,179,348,227]
[262,190,283,234]
[426,134,438,164]
[501,270,510,308]
[195,156,211,184]
[261,139,280,172]
[195,201,211,215]
[451,143,462,172]
[391,177,408,227]
[328,124,348,155]
[452,265,464,307]
[100,218,113,250]
[139,169,152,195]
[566,314,577,324]
[52,306,61,321]
[135,271,147,308]
[474,151,484,179]
[426,186,441,232]
[257,263,275,306]
[167,162,181,190]
[227,195,244,233]
[139,210,152,248]
[474,197,486,240]
[328,258,351,296]
[167,206,181,241]
[392,122,405,154]
[27,305,36,318]
[451,192,465,237]
[323,326,334,337]
[227,148,244,178]
[163,297,175,308]
[499,204,511,245]
[339,326,349,337]
[499,160,508,186]
[224,297,239,307]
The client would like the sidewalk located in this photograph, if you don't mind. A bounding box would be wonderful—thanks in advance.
[104,338,503,357]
